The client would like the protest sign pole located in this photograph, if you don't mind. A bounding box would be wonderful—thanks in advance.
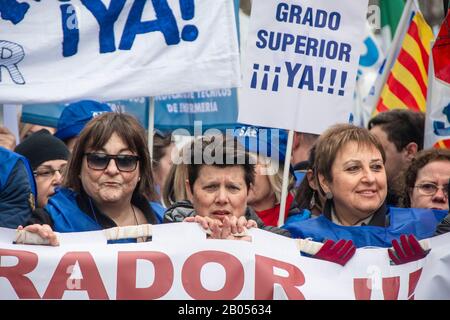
[2,104,20,143]
[277,129,294,227]
[148,97,155,159]
[371,0,413,112]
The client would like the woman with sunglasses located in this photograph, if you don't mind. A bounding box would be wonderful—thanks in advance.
[22,112,159,244]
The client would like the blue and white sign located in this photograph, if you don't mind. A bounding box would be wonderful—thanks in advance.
[239,0,368,134]
[154,89,238,133]
[0,0,240,104]
[21,99,149,128]
[353,21,385,128]
[21,92,238,133]
[153,0,240,134]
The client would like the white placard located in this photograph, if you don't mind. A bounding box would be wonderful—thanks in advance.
[239,0,368,134]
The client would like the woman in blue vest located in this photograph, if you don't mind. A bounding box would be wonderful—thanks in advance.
[283,124,447,263]
[22,112,160,244]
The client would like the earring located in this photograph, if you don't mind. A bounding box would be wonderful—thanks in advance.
[325,191,333,200]
[309,192,316,208]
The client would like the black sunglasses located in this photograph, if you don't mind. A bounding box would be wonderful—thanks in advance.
[85,153,140,172]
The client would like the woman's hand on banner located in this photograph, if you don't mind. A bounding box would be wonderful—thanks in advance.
[183,215,255,241]
[313,239,356,266]
[388,234,429,265]
[16,224,59,246]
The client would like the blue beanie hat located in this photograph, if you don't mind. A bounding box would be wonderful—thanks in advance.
[233,125,288,163]
[54,100,112,141]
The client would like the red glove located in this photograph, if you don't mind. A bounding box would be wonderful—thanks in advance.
[388,235,429,265]
[313,239,356,266]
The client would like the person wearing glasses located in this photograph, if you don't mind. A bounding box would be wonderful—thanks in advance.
[283,124,447,265]
[22,112,159,245]
[397,148,450,211]
[15,129,69,209]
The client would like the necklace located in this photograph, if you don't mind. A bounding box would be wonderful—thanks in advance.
[131,205,146,242]
[131,204,138,225]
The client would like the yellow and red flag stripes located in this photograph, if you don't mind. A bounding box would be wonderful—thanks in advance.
[376,11,434,114]
[434,139,450,149]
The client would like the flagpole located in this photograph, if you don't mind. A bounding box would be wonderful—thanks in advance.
[148,97,155,159]
[2,104,20,143]
[277,129,294,227]
[424,41,435,149]
[371,0,414,112]
[0,104,3,126]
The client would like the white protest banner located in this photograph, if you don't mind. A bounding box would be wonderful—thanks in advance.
[239,0,368,134]
[0,0,240,104]
[353,22,385,128]
[424,54,450,149]
[1,224,450,300]
[424,12,450,149]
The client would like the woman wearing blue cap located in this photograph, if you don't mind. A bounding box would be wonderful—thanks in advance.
[233,125,299,227]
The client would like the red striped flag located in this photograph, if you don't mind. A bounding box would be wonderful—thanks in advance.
[376,10,434,114]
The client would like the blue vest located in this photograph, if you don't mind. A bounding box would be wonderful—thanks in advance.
[149,201,165,224]
[283,207,447,248]
[284,209,312,224]
[0,147,37,200]
[46,188,155,244]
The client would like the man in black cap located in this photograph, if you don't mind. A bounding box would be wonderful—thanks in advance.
[15,129,70,208]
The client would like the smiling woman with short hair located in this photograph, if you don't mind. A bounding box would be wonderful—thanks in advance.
[284,124,447,255]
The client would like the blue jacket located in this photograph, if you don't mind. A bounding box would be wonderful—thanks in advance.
[44,188,159,243]
[283,207,447,248]
[150,202,165,224]
[0,147,36,228]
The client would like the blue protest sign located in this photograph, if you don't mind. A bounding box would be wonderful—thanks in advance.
[21,93,237,134]
[21,99,148,128]
[154,89,238,133]
[152,0,240,134]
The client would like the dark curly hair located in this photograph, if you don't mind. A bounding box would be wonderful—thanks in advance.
[397,148,450,207]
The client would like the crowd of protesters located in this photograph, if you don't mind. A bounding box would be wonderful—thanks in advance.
[0,102,449,267]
